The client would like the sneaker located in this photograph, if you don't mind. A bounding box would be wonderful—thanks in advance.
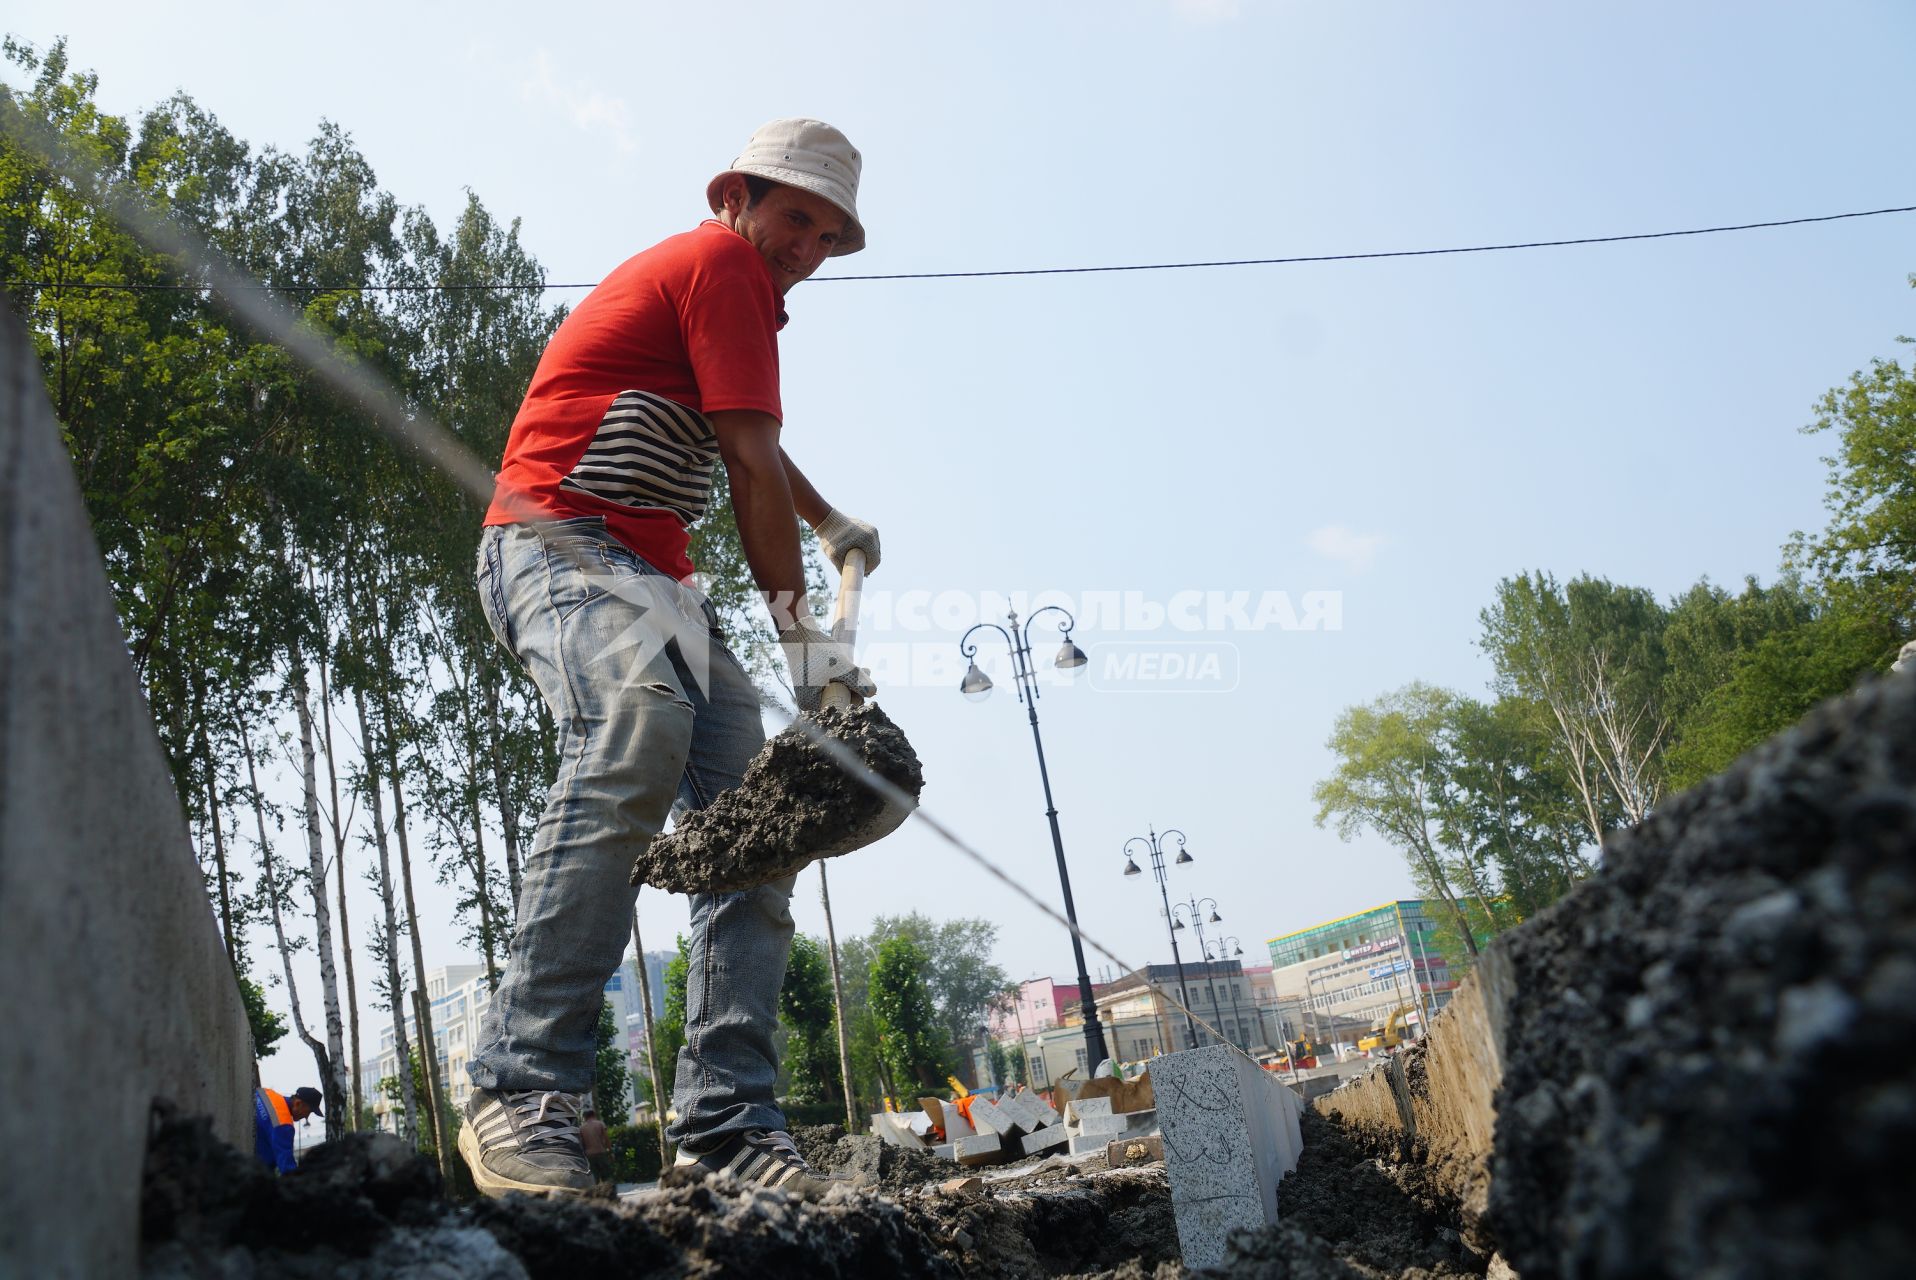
[457,1088,594,1198]
[672,1129,847,1198]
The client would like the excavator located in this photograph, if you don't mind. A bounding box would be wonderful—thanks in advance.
[1358,1004,1414,1056]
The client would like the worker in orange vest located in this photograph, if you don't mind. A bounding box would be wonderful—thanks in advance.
[254,1085,322,1174]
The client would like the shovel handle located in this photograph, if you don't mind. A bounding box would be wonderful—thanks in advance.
[820,548,867,711]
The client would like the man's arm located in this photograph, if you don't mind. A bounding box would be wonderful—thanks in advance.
[711,410,811,629]
[783,447,882,575]
[779,447,831,530]
[272,1122,298,1174]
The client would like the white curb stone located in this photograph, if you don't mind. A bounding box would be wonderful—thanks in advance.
[1152,1044,1303,1270]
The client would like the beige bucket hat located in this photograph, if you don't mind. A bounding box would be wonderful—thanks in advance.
[707,118,866,256]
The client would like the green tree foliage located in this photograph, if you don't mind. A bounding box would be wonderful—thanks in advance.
[654,936,691,1103]
[1313,684,1492,960]
[239,970,288,1058]
[867,937,949,1096]
[1793,323,1916,634]
[592,998,628,1118]
[986,1038,1024,1089]
[837,913,1012,1092]
[605,1122,666,1183]
[778,934,840,1105]
[377,1050,450,1154]
[1322,285,1916,926]
[1479,572,1671,834]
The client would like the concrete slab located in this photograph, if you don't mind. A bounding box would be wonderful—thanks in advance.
[0,305,254,1279]
[1152,1044,1303,1270]
[1065,1096,1113,1124]
[971,1098,1025,1137]
[940,1101,975,1141]
[872,1113,928,1148]
[1020,1125,1070,1156]
[955,1132,1007,1167]
[1076,1113,1131,1137]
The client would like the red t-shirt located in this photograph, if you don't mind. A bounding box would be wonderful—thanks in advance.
[484,220,785,580]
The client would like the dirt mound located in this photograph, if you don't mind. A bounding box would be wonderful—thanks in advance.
[818,1133,956,1192]
[141,1104,1178,1279]
[791,1122,847,1168]
[1193,1108,1489,1279]
[891,1164,1180,1279]
[1487,673,1916,1279]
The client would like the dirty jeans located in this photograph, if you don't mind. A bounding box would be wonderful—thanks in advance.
[466,518,794,1151]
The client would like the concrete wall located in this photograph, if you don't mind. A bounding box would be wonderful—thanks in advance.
[0,301,254,1278]
[1313,946,1511,1230]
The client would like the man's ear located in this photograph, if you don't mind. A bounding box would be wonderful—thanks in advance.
[717,174,748,215]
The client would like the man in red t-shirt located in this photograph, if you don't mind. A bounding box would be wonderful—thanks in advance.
[461,119,880,1200]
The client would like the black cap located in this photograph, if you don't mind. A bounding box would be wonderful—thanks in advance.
[293,1086,324,1116]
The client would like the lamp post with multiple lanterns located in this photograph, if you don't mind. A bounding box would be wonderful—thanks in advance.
[1173,896,1226,1046]
[1121,826,1199,1049]
[1205,936,1248,1049]
[958,606,1109,1070]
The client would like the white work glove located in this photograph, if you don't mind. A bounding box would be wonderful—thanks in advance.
[815,508,881,575]
[778,615,876,713]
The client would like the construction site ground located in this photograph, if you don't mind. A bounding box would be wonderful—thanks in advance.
[141,1099,1490,1279]
[140,674,1916,1279]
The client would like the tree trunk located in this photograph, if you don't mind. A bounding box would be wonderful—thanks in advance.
[629,901,671,1167]
[373,596,453,1183]
[240,709,334,1139]
[197,702,237,966]
[482,672,524,909]
[353,682,419,1146]
[313,601,364,1130]
[291,647,351,1139]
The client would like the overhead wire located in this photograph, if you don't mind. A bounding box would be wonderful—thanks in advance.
[6,203,1913,295]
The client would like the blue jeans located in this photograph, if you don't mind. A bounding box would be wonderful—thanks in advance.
[466,519,795,1151]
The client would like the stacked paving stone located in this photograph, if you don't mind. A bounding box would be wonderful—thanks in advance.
[1062,1093,1160,1155]
[868,1086,1086,1166]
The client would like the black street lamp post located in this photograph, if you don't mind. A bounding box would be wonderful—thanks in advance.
[1206,936,1247,1049]
[959,606,1109,1070]
[1173,896,1226,1047]
[1122,826,1198,1049]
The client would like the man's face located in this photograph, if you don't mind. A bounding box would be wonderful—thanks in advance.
[287,1098,312,1121]
[718,177,850,295]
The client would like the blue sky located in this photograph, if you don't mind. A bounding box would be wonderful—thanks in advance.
[11,1,1913,1065]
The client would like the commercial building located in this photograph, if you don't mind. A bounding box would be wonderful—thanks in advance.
[1265,900,1459,1047]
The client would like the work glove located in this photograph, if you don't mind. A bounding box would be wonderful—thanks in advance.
[778,615,876,713]
[815,509,881,575]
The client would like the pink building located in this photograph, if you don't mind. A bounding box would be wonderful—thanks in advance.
[987,977,1065,1040]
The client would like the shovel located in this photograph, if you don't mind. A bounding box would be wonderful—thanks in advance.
[629,548,923,894]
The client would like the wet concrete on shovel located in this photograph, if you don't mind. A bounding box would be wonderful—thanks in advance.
[631,703,924,895]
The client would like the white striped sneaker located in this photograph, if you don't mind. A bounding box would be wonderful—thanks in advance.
[457,1088,594,1198]
[672,1129,847,1198]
